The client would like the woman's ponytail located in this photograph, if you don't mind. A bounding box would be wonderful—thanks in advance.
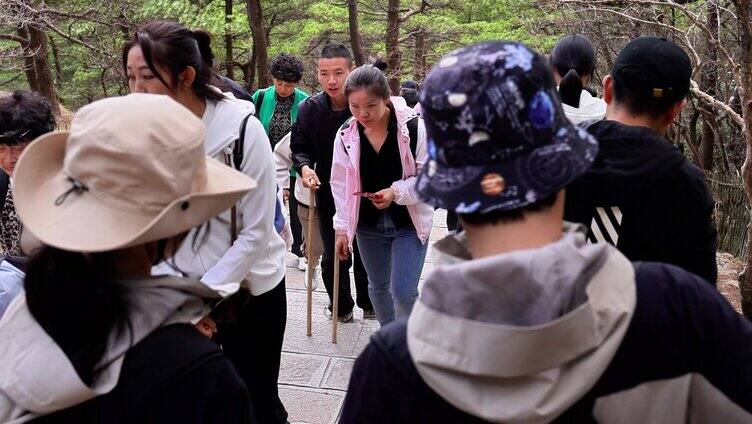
[559,68,583,108]
[551,35,597,108]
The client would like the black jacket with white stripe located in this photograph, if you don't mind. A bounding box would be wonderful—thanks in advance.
[564,120,717,284]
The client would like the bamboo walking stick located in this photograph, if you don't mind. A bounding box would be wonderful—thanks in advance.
[306,189,315,337]
[332,253,340,344]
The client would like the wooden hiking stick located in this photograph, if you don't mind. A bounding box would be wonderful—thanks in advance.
[306,189,315,337]
[332,254,340,344]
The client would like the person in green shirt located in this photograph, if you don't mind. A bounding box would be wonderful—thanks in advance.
[253,53,310,267]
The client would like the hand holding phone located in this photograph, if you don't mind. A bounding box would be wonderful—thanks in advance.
[353,192,384,199]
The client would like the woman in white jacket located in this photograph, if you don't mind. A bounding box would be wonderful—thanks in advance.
[551,35,606,125]
[124,21,288,424]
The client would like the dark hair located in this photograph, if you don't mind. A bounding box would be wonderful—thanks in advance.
[320,42,353,66]
[0,91,55,146]
[122,21,223,102]
[345,59,390,100]
[459,192,558,226]
[23,235,191,385]
[269,53,304,83]
[612,67,682,116]
[551,35,596,108]
[401,88,419,108]
[25,247,128,385]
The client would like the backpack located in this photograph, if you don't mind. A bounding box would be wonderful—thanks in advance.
[253,89,266,119]
[406,116,419,159]
[228,113,286,240]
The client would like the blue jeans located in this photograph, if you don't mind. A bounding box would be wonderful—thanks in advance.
[356,214,428,325]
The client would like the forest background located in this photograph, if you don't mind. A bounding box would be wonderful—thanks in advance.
[2,0,752,316]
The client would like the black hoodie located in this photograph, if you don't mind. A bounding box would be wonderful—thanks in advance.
[565,120,717,284]
[290,91,351,212]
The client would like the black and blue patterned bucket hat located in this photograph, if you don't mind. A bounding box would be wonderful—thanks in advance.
[416,41,598,214]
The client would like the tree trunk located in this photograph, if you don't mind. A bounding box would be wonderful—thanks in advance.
[28,26,60,114]
[348,0,366,66]
[413,30,426,82]
[225,0,235,79]
[386,0,401,94]
[735,0,752,318]
[246,0,269,88]
[16,26,60,114]
[247,47,258,89]
[699,1,719,171]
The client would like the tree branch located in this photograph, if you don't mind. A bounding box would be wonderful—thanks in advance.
[42,21,103,54]
[0,33,27,45]
[400,0,430,23]
[690,79,745,128]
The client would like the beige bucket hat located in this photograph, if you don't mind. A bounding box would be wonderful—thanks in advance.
[12,93,256,252]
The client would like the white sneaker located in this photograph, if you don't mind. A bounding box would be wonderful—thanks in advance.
[297,256,307,271]
[304,266,320,291]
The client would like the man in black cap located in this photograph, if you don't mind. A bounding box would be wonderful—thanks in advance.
[565,36,718,284]
[340,41,752,423]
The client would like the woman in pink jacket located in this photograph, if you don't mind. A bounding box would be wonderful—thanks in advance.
[331,63,433,325]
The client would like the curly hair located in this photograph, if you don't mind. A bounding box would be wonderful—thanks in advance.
[0,90,56,146]
[269,53,304,83]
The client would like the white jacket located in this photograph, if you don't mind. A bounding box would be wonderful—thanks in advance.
[153,93,286,296]
[0,276,222,423]
[562,90,607,125]
[273,132,310,207]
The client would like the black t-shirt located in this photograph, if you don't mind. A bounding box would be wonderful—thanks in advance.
[358,111,412,229]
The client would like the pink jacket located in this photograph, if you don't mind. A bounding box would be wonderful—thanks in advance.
[330,98,434,245]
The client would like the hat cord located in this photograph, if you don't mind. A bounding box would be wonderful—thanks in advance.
[54,177,89,206]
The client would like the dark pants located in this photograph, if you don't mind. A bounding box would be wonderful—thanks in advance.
[318,190,372,316]
[446,210,462,233]
[289,176,303,257]
[218,279,288,424]
[353,239,372,311]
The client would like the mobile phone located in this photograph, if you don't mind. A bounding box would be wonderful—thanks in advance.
[353,192,384,199]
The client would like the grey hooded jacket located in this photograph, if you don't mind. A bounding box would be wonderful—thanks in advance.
[341,227,752,423]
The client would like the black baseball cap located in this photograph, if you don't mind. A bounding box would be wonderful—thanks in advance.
[612,37,691,103]
[415,41,598,214]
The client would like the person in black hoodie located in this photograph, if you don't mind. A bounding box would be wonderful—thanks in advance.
[291,43,374,321]
[340,40,752,424]
[564,37,718,284]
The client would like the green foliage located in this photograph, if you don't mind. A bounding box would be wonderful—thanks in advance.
[0,0,558,107]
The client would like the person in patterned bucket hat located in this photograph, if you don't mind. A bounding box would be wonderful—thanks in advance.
[415,41,598,214]
[340,41,752,423]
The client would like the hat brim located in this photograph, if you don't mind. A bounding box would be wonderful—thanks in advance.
[13,131,257,253]
[416,123,598,214]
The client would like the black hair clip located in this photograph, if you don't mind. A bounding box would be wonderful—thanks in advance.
[54,177,89,206]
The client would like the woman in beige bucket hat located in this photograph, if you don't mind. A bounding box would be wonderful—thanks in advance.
[0,93,256,423]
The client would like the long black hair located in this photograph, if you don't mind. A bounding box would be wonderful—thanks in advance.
[550,35,597,108]
[24,237,187,386]
[122,20,224,102]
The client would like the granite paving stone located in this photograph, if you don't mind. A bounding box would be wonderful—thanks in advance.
[278,210,450,423]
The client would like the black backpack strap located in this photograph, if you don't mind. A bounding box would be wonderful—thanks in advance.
[407,117,419,159]
[339,117,356,157]
[233,114,254,171]
[0,171,9,212]
[253,89,266,119]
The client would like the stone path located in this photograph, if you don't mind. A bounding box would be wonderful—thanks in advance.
[279,210,448,424]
